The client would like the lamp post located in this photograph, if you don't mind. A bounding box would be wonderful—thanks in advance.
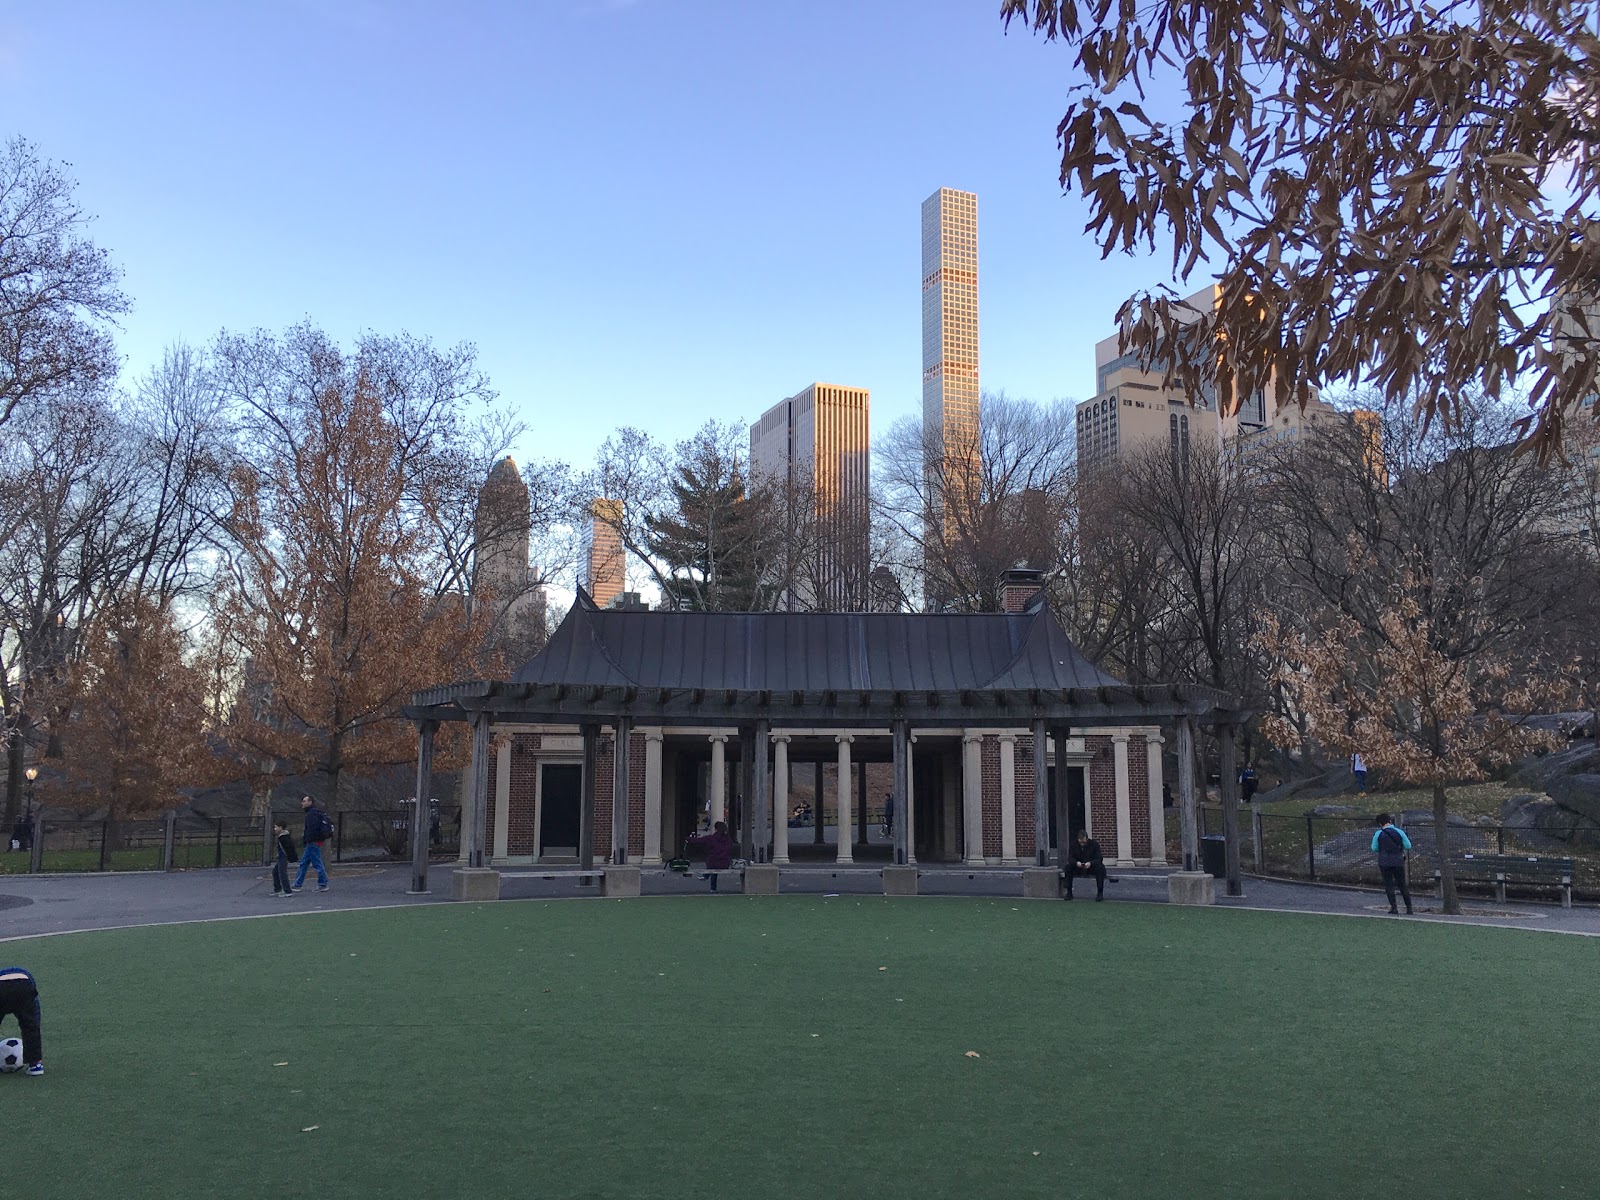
[23,766,37,823]
[23,766,38,865]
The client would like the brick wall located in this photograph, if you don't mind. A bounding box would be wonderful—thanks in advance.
[1016,735,1036,859]
[1128,733,1151,859]
[980,736,1002,857]
[1085,735,1117,845]
[509,734,540,855]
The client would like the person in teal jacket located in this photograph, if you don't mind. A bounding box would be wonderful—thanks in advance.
[1371,813,1413,915]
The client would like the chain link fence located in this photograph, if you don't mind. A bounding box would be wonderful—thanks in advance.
[1,805,464,874]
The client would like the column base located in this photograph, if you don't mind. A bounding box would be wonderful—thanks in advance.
[1021,867,1060,899]
[882,866,918,896]
[603,866,642,897]
[743,864,780,895]
[641,855,662,867]
[835,852,855,865]
[772,854,790,865]
[1167,872,1216,906]
[450,867,501,902]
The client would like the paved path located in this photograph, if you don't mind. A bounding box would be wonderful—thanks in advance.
[2,862,1598,941]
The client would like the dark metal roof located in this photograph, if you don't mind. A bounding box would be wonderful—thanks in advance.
[406,591,1242,727]
[512,591,1127,693]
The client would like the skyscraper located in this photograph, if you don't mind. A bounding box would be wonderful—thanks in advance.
[750,383,871,609]
[921,188,980,468]
[580,498,626,609]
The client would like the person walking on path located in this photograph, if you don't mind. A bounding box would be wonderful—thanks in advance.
[686,820,736,892]
[1064,829,1108,901]
[271,821,296,896]
[292,796,333,892]
[1371,813,1413,914]
[1239,764,1258,803]
[0,966,44,1075]
[1350,752,1369,793]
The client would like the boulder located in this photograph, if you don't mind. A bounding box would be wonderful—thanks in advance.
[1310,804,1362,817]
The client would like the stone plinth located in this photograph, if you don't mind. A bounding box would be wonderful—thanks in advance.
[451,867,501,902]
[602,866,641,897]
[882,866,918,896]
[743,864,780,895]
[1167,872,1216,906]
[1021,867,1060,899]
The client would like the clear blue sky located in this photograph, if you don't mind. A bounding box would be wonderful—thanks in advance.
[0,0,1176,470]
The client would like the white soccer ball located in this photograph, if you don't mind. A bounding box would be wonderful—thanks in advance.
[0,1038,23,1072]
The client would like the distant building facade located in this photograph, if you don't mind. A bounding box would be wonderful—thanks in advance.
[750,383,871,609]
[473,456,546,663]
[580,498,626,609]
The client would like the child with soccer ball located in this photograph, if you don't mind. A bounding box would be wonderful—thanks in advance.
[0,966,43,1076]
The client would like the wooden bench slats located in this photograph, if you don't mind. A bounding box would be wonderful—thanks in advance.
[1431,853,1574,908]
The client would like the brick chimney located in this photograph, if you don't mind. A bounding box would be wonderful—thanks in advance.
[1000,565,1046,613]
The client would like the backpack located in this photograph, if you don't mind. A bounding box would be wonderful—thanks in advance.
[315,810,335,842]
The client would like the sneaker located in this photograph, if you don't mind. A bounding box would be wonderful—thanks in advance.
[317,885,329,892]
[25,1062,42,1076]
[1095,894,1104,902]
[1389,907,1399,914]
[1405,906,1414,915]
[291,885,303,892]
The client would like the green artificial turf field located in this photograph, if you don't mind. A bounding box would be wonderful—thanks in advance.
[3,898,1597,1200]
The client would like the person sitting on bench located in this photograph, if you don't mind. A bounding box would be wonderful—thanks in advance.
[1064,829,1107,901]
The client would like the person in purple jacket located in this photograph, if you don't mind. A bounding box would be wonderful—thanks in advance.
[686,820,736,892]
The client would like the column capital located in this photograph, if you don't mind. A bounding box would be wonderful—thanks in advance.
[997,733,1017,746]
[1112,733,1130,746]
[1149,733,1166,746]
[962,731,984,745]
[490,728,515,752]
[834,733,854,745]
[708,733,729,745]
[770,731,792,744]
[644,729,664,745]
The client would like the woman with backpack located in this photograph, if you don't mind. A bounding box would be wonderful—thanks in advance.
[293,795,334,892]
[1370,813,1412,915]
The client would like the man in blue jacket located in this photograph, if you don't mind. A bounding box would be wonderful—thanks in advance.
[293,795,333,893]
[1371,813,1412,915]
[0,966,43,1075]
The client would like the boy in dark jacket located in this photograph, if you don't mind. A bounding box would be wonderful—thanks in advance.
[1064,829,1107,901]
[686,820,736,892]
[1371,813,1413,914]
[272,821,296,896]
[0,966,43,1075]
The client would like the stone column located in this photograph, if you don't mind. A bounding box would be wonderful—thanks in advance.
[752,720,771,864]
[892,719,910,866]
[642,730,664,865]
[612,718,632,864]
[962,732,984,864]
[465,713,491,870]
[1147,733,1166,864]
[579,722,598,871]
[1031,720,1050,867]
[905,733,918,865]
[834,735,854,864]
[408,720,437,894]
[999,734,1017,865]
[772,733,791,864]
[493,732,513,861]
[1177,716,1198,872]
[1112,733,1133,864]
[856,761,869,848]
[708,734,727,827]
[1218,722,1242,896]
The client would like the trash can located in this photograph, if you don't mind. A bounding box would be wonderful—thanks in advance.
[1200,834,1227,878]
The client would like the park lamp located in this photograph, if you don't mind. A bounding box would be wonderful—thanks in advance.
[24,767,37,783]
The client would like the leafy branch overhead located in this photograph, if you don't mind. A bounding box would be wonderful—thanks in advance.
[1003,0,1600,456]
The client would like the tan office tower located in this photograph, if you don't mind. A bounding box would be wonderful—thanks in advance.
[749,383,871,609]
[922,187,980,473]
[580,498,626,609]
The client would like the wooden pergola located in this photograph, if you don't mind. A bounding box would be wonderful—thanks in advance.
[404,585,1248,895]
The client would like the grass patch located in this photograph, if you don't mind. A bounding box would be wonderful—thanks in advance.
[3,899,1598,1199]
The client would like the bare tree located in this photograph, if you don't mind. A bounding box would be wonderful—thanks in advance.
[876,392,1077,612]
[0,138,128,430]
[1002,1,1600,455]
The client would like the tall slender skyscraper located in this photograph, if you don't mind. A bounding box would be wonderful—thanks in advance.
[921,188,980,466]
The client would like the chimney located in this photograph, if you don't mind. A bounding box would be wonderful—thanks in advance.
[1000,565,1046,613]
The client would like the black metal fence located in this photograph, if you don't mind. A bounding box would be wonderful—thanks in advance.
[1182,805,1600,902]
[1,806,464,875]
